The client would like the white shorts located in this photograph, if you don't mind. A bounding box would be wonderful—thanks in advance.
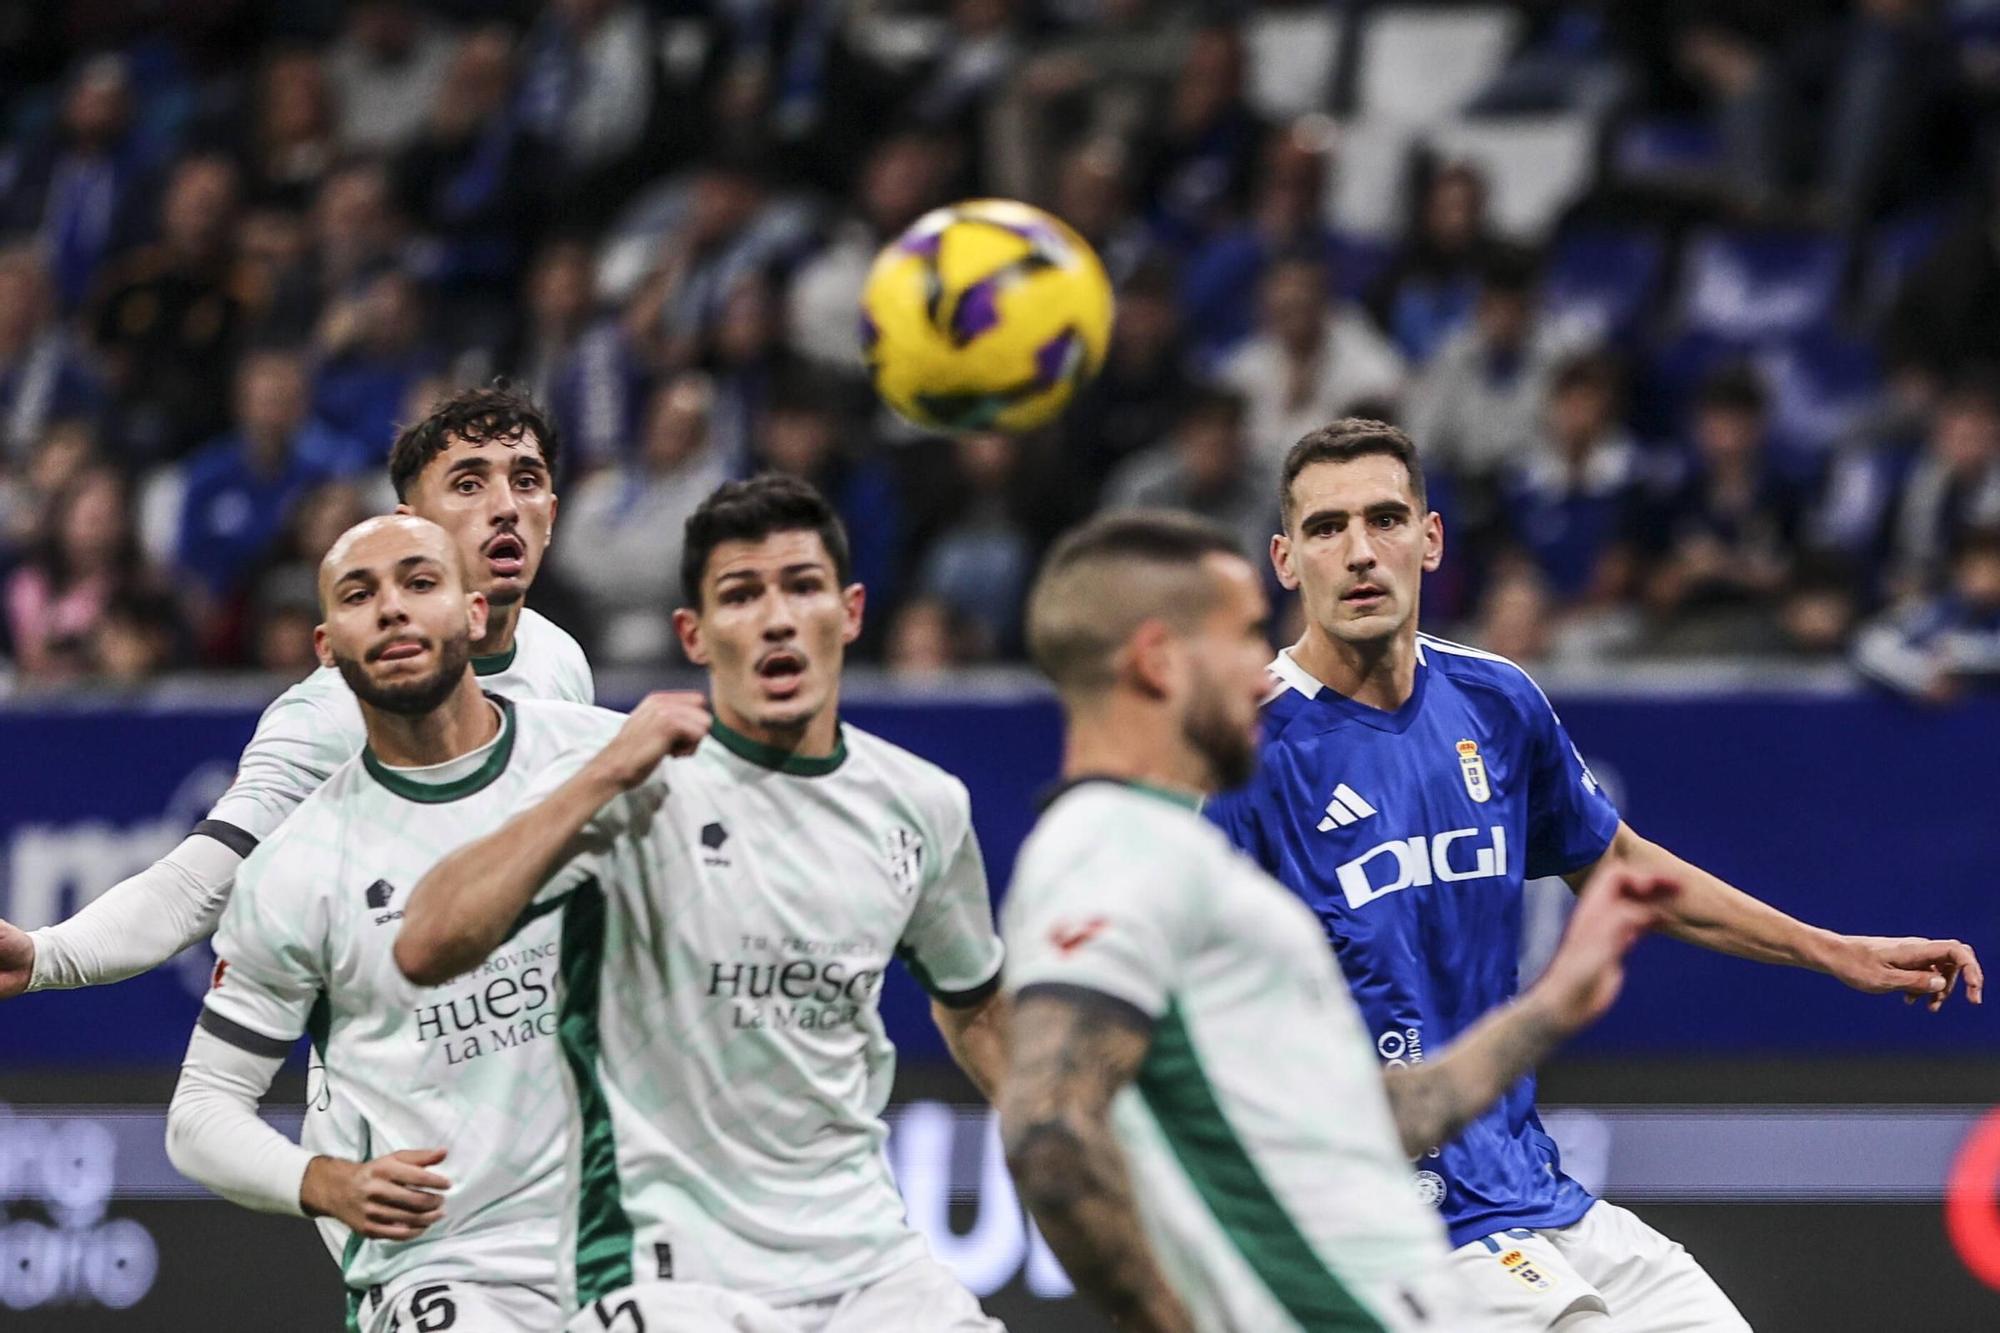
[561,1281,793,1333]
[558,1258,1002,1333]
[1447,1200,1751,1331]
[359,1277,563,1333]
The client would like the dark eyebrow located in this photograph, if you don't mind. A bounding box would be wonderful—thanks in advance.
[1364,500,1413,518]
[397,554,444,574]
[444,455,493,476]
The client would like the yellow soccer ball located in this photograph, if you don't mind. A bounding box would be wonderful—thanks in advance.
[860,199,1114,434]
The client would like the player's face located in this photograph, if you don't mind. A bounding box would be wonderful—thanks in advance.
[677,529,865,737]
[1181,554,1272,791]
[1274,457,1442,649]
[316,519,488,716]
[400,432,556,611]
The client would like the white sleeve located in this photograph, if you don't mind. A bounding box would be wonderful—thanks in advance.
[166,1025,312,1216]
[204,686,362,843]
[897,778,1004,1006]
[27,833,246,990]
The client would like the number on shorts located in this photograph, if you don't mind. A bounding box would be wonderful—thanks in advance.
[593,1296,647,1332]
[408,1284,458,1331]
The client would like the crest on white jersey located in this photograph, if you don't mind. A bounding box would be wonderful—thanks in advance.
[881,826,925,896]
[1456,739,1491,804]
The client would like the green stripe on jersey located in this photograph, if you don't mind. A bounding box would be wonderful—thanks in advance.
[361,697,518,803]
[1136,1001,1386,1332]
[557,879,634,1303]
[341,1231,364,1333]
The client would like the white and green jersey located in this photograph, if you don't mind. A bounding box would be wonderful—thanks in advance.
[200,696,626,1323]
[527,720,1005,1309]
[204,608,594,848]
[1004,780,1458,1333]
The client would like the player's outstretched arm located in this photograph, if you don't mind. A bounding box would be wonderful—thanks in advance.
[1568,821,1984,1013]
[395,691,710,985]
[1383,867,1677,1158]
[933,993,1009,1102]
[1000,986,1197,1333]
[0,833,249,998]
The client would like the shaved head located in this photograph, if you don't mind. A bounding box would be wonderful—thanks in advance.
[318,514,464,612]
[1028,511,1245,697]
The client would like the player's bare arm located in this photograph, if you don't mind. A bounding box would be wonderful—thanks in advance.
[300,1149,452,1241]
[1384,866,1677,1156]
[0,918,32,1000]
[1000,985,1197,1333]
[931,992,1009,1102]
[1567,820,1983,1013]
[395,690,710,985]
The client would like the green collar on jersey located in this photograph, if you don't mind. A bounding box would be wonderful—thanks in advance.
[471,640,518,676]
[708,716,848,776]
[363,695,517,802]
[1042,775,1204,813]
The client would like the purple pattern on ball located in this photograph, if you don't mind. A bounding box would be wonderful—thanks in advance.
[1035,329,1080,387]
[951,280,1002,343]
[858,311,879,350]
[899,231,944,258]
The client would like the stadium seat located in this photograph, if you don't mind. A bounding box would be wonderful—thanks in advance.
[1426,115,1595,242]
[1862,206,1951,319]
[1757,329,1882,457]
[1676,229,1847,342]
[1246,5,1347,119]
[1542,228,1667,341]
[1610,116,1724,183]
[1356,6,1523,126]
[1326,117,1418,237]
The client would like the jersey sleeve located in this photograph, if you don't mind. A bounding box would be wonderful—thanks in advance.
[1517,678,1621,879]
[200,842,325,1057]
[1004,812,1203,1023]
[896,777,1004,1008]
[203,685,363,844]
[562,630,597,706]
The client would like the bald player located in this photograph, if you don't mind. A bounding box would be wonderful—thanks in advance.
[165,515,627,1333]
[2,386,592,1000]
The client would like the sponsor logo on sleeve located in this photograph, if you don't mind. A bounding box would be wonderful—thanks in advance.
[1048,917,1110,956]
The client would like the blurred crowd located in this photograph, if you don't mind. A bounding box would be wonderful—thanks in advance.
[3,0,2000,700]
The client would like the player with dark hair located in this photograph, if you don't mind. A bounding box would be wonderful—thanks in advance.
[396,474,1009,1332]
[0,384,590,998]
[1205,417,1982,1329]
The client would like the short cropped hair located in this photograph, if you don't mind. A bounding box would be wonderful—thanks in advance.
[1696,363,1768,417]
[387,385,563,499]
[1280,418,1427,524]
[681,474,854,607]
[1028,510,1244,694]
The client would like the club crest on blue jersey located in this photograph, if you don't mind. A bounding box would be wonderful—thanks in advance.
[1456,739,1491,803]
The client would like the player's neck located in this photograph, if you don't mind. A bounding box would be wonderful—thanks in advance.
[1292,621,1418,712]
[472,600,521,659]
[713,692,844,760]
[1062,700,1212,801]
[362,673,501,768]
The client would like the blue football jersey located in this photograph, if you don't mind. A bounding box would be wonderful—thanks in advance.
[1205,633,1621,1248]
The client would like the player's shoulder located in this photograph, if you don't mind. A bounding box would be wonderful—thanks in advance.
[1035,780,1214,859]
[256,663,362,730]
[1417,633,1555,716]
[507,695,624,734]
[841,723,973,826]
[517,607,591,668]
[238,754,366,878]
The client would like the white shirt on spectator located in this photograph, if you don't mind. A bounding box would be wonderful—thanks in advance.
[1220,310,1406,466]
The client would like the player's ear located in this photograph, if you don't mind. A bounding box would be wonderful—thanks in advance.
[1125,619,1178,700]
[466,590,489,644]
[840,582,865,646]
[393,499,414,517]
[673,606,709,666]
[313,623,335,669]
[1271,531,1300,591]
[1421,511,1444,574]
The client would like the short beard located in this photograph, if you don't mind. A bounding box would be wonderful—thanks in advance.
[1182,669,1256,791]
[335,630,474,718]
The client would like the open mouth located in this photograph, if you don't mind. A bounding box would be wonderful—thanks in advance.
[484,532,526,577]
[1342,583,1388,607]
[756,649,807,697]
[371,636,429,663]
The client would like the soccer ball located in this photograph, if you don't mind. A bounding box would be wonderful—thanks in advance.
[860,199,1114,434]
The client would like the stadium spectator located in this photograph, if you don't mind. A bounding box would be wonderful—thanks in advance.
[555,373,727,666]
[0,419,95,558]
[1879,378,2000,599]
[243,478,366,678]
[1220,252,1406,468]
[752,371,904,612]
[1406,243,1581,483]
[1640,364,1810,647]
[4,465,161,683]
[0,54,151,310]
[1102,385,1276,566]
[1855,527,2000,701]
[325,0,456,155]
[166,348,365,612]
[1135,23,1265,247]
[1047,136,1150,287]
[1366,161,1504,364]
[913,432,1047,659]
[1059,258,1191,489]
[513,0,656,220]
[512,238,643,475]
[1499,350,1646,609]
[1882,173,2000,387]
[87,153,244,462]
[242,47,339,212]
[0,247,103,464]
[310,267,442,457]
[885,595,972,680]
[1672,13,1788,218]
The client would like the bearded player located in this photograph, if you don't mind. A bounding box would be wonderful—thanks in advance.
[1207,419,1983,1329]
[0,387,590,998]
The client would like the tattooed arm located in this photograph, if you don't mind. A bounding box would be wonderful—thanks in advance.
[1382,865,1679,1158]
[1000,983,1196,1333]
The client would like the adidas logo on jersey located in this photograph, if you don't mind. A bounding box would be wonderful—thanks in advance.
[1316,784,1378,832]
